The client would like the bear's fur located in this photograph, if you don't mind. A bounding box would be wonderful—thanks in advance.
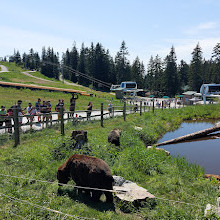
[57,154,114,202]
[108,129,121,146]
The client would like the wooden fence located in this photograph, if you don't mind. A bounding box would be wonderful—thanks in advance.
[0,100,181,146]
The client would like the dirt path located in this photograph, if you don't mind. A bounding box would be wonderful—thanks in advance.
[22,71,58,83]
[0,65,9,72]
[22,70,84,89]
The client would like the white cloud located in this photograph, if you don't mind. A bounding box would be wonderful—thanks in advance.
[184,22,219,35]
[148,37,220,63]
[197,22,217,30]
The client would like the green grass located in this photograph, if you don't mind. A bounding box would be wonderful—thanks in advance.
[0,61,122,110]
[0,61,115,98]
[0,86,119,111]
[1,104,220,219]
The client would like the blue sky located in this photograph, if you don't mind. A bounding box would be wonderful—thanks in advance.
[0,0,220,65]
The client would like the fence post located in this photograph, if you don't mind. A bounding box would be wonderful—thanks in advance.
[152,100,155,113]
[123,101,126,121]
[13,106,20,146]
[101,103,104,127]
[60,106,64,136]
[140,101,142,116]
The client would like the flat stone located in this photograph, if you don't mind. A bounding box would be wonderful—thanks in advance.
[134,126,143,131]
[204,203,220,217]
[113,177,155,202]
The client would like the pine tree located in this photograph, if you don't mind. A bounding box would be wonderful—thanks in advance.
[77,43,88,85]
[69,44,79,82]
[131,57,144,88]
[211,43,220,83]
[115,41,131,84]
[189,43,203,91]
[163,46,179,96]
[178,60,189,91]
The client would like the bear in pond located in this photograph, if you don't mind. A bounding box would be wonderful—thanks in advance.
[57,154,114,202]
[108,129,121,146]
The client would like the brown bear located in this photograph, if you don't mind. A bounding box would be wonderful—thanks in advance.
[108,129,121,146]
[57,154,114,202]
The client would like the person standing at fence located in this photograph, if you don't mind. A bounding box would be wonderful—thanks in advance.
[0,106,6,127]
[35,98,42,122]
[6,107,13,133]
[41,101,48,122]
[46,101,52,121]
[55,99,62,120]
[108,101,113,117]
[26,103,37,123]
[87,101,93,120]
[69,93,78,117]
[17,100,26,114]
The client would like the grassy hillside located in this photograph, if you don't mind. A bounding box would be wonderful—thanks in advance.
[1,104,220,219]
[0,61,120,111]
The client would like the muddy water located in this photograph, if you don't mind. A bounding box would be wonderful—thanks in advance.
[158,120,220,175]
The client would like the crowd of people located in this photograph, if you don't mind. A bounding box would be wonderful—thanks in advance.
[0,94,117,133]
[0,96,101,132]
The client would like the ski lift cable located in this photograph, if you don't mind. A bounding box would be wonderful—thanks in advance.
[41,60,111,88]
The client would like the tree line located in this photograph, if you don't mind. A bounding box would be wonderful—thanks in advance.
[7,41,220,96]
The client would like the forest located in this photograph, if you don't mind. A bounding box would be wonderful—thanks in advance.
[5,41,220,97]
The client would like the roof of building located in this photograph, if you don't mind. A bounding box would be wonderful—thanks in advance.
[182,91,197,95]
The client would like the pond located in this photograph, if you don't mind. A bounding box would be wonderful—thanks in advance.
[158,120,220,175]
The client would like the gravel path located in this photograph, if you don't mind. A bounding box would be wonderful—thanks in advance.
[0,65,9,72]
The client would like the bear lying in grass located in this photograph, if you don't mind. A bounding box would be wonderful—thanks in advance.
[57,154,114,202]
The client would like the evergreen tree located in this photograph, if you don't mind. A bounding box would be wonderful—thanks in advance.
[77,43,88,85]
[14,50,21,65]
[178,60,189,91]
[211,43,220,83]
[115,41,131,84]
[62,49,71,80]
[163,46,179,96]
[69,44,79,82]
[189,43,203,91]
[131,57,144,88]
[146,56,155,91]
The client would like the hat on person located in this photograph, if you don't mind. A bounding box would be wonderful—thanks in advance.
[1,105,5,108]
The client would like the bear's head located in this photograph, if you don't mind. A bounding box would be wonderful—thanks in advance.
[57,169,70,185]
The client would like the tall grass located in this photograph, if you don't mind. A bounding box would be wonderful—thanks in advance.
[0,102,220,218]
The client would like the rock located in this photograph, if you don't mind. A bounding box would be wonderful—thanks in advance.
[113,175,126,186]
[134,126,143,131]
[147,146,170,156]
[113,176,155,202]
[204,201,220,218]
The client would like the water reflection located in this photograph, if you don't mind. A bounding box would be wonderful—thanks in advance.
[158,121,220,175]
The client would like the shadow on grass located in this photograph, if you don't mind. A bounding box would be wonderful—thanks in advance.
[57,187,115,212]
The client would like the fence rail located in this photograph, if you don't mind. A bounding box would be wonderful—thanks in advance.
[0,100,180,146]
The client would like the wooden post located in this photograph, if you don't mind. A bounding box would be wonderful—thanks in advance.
[162,101,164,110]
[60,106,64,136]
[123,101,126,121]
[13,106,20,146]
[101,103,104,127]
[152,100,155,113]
[140,101,142,116]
